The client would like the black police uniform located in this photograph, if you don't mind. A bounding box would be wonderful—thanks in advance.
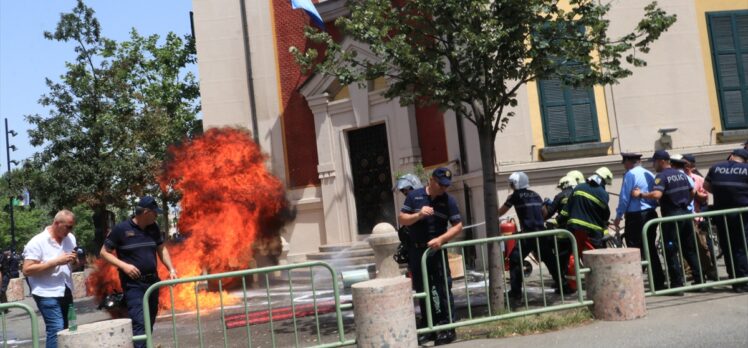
[653,168,702,286]
[705,159,748,290]
[505,188,565,296]
[0,250,20,305]
[104,219,163,347]
[401,187,461,329]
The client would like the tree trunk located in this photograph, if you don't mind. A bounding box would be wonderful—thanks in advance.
[161,195,170,242]
[92,205,114,256]
[477,125,505,313]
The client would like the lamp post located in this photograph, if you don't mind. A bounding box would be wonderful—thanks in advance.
[5,118,18,253]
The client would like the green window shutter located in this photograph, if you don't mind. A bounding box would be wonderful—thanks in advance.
[539,77,600,146]
[708,11,748,130]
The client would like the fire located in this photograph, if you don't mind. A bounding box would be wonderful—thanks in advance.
[88,127,289,313]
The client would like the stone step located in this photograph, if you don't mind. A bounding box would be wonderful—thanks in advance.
[306,248,374,260]
[317,244,351,253]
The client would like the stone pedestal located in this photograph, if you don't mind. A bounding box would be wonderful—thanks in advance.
[352,277,417,347]
[58,318,133,348]
[584,248,646,321]
[367,223,400,278]
[6,277,25,302]
[72,271,88,299]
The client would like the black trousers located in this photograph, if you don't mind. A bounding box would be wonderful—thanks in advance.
[408,246,455,328]
[714,212,748,280]
[509,236,567,293]
[0,274,9,303]
[661,210,703,286]
[625,209,666,289]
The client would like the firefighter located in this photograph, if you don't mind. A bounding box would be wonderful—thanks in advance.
[561,167,613,260]
[634,151,702,289]
[499,172,567,298]
[542,175,577,294]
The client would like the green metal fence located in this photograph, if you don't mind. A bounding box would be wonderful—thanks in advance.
[0,302,40,348]
[140,261,355,348]
[417,229,591,334]
[641,206,748,296]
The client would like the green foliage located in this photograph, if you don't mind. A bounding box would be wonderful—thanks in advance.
[292,0,676,133]
[24,0,201,214]
[0,206,48,251]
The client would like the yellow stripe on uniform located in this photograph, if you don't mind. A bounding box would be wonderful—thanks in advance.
[574,190,606,209]
[568,218,604,232]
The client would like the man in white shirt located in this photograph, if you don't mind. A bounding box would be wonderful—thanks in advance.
[22,210,79,348]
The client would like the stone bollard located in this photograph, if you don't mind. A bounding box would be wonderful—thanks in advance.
[6,277,25,302]
[72,271,88,299]
[583,248,647,321]
[58,318,133,348]
[352,277,417,347]
[367,223,400,278]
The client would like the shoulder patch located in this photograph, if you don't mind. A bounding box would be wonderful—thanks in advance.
[125,230,136,237]
[654,178,661,185]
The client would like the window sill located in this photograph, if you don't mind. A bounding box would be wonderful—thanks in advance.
[540,141,613,161]
[716,129,748,143]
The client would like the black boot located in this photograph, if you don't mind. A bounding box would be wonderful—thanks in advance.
[417,332,435,345]
[434,329,456,346]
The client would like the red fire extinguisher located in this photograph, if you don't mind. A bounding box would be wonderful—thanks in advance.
[500,218,517,271]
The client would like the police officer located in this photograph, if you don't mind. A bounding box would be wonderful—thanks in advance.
[703,148,748,293]
[634,150,702,289]
[561,167,613,259]
[613,152,665,290]
[399,167,462,346]
[100,197,178,348]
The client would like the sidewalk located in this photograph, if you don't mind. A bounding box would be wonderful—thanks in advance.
[444,291,748,348]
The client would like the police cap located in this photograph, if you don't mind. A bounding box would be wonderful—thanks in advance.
[731,148,748,160]
[620,152,643,163]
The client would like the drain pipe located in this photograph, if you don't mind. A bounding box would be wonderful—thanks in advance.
[240,0,261,144]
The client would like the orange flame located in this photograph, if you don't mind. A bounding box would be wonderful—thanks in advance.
[88,128,288,313]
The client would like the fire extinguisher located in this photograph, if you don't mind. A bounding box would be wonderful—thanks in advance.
[500,218,517,271]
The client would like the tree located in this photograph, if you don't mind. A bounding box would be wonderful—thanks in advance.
[25,0,200,245]
[293,0,676,311]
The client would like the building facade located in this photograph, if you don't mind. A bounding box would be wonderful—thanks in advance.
[191,0,748,262]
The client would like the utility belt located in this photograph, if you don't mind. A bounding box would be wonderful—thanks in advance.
[122,272,160,284]
[413,242,429,248]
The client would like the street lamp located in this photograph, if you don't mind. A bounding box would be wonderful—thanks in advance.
[5,118,18,253]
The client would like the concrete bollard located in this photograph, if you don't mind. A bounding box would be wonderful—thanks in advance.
[72,271,88,299]
[583,248,647,321]
[352,277,417,347]
[368,223,400,278]
[58,318,133,348]
[6,277,25,302]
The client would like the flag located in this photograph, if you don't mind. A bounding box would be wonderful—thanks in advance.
[290,0,325,30]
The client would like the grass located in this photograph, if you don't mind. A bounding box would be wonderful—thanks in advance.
[456,308,593,339]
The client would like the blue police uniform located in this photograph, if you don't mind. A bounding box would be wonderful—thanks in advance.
[401,187,461,327]
[104,218,163,347]
[705,159,748,290]
[616,165,665,289]
[653,168,702,286]
[504,189,567,296]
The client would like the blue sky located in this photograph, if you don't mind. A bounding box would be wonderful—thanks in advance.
[0,0,196,169]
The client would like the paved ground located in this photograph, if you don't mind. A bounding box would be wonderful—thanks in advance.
[2,268,747,347]
[443,290,748,348]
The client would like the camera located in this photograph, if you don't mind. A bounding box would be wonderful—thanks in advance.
[98,292,125,310]
[73,246,85,258]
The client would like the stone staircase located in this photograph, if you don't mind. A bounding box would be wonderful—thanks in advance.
[287,242,376,287]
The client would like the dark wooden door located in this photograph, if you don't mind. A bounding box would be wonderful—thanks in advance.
[347,124,395,234]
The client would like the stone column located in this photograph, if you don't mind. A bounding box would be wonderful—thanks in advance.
[57,318,133,348]
[584,248,647,321]
[352,277,417,347]
[367,222,401,278]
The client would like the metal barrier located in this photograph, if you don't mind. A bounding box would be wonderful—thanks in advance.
[417,229,591,334]
[641,206,748,295]
[0,302,40,348]
[140,261,355,348]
